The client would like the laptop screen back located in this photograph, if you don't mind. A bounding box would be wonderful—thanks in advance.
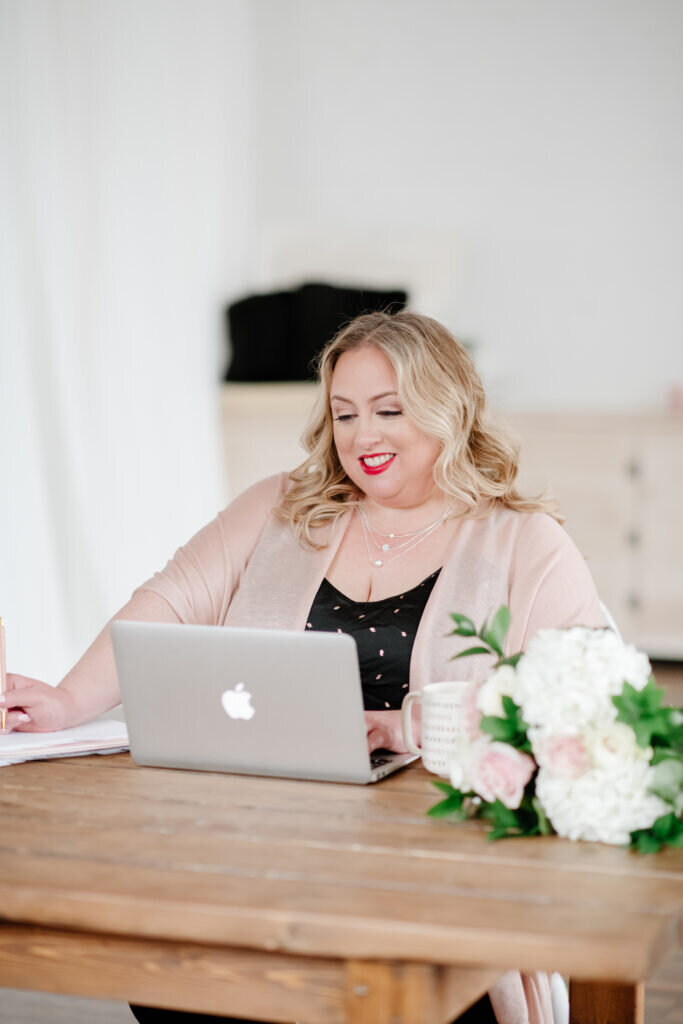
[111,621,376,783]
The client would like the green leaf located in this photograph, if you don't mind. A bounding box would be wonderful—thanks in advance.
[451,646,493,660]
[661,815,683,844]
[490,825,526,839]
[427,794,469,819]
[653,813,677,840]
[501,695,523,720]
[613,678,680,750]
[499,652,523,668]
[531,796,554,836]
[632,711,671,749]
[431,779,458,796]
[667,824,683,847]
[480,699,531,752]
[631,830,661,854]
[649,759,683,810]
[480,606,510,658]
[485,799,520,828]
[630,813,683,853]
[652,747,680,765]
[480,715,517,742]
[640,676,665,710]
[449,613,477,637]
[459,794,552,842]
[613,679,664,722]
[487,827,514,841]
[427,783,467,818]
[661,710,683,752]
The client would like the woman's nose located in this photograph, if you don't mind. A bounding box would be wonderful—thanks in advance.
[355,415,383,448]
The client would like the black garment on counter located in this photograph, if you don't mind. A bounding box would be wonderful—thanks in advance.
[305,569,442,709]
[130,993,497,1023]
[225,281,407,381]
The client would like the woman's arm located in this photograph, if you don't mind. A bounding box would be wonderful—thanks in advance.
[1,474,290,735]
[0,590,179,733]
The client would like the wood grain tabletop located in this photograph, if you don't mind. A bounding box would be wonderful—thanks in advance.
[1,753,680,989]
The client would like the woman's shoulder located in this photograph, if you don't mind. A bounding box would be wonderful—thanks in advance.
[484,504,600,612]
[480,506,604,642]
[186,473,294,563]
[478,503,571,554]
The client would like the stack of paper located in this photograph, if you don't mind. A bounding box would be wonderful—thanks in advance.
[0,717,129,766]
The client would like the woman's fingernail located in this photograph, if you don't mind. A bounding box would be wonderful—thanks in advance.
[0,696,6,705]
[17,713,30,722]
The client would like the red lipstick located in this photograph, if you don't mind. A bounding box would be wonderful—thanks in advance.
[359,453,395,475]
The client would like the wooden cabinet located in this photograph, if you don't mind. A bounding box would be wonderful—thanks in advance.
[498,413,683,658]
[221,383,314,497]
[222,386,683,658]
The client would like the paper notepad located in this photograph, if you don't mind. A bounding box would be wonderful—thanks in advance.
[0,717,129,766]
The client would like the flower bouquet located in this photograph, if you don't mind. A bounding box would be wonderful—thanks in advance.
[428,608,683,851]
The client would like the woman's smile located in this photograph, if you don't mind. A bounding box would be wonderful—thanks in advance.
[359,452,395,474]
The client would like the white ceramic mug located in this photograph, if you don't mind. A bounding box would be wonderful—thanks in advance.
[401,681,471,777]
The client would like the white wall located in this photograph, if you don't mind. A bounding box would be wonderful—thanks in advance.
[0,0,250,681]
[246,0,683,410]
[2,0,681,682]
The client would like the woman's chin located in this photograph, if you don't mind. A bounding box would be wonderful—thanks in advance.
[356,474,400,499]
[361,482,420,507]
[347,465,433,507]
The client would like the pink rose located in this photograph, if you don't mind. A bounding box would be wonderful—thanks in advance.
[536,734,590,779]
[470,741,536,809]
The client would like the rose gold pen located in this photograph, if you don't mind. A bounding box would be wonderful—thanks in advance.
[0,617,7,731]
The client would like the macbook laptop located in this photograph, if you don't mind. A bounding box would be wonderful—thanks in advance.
[110,620,418,784]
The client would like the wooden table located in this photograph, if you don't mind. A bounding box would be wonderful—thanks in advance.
[0,755,681,1024]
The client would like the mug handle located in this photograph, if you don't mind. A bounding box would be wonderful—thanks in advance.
[401,691,422,755]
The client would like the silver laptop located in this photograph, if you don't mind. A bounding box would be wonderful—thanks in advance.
[110,621,418,784]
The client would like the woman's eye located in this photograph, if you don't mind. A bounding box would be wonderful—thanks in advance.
[332,410,401,421]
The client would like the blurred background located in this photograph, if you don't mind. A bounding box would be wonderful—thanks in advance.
[1,0,682,684]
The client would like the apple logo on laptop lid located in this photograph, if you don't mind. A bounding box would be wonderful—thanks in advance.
[221,682,255,720]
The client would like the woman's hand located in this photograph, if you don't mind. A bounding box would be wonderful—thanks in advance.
[364,709,412,753]
[0,675,78,733]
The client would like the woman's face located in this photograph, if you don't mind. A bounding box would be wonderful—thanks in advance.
[330,346,442,509]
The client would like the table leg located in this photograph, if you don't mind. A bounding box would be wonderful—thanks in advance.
[345,961,500,1024]
[569,980,644,1024]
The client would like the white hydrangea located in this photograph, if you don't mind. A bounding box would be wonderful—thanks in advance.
[584,722,651,771]
[514,627,651,733]
[536,760,669,845]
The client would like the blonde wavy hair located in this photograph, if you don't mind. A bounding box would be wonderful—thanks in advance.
[277,311,561,547]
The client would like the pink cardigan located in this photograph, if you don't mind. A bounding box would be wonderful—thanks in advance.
[136,472,606,1024]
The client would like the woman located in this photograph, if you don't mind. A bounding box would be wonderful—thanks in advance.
[1,311,604,1022]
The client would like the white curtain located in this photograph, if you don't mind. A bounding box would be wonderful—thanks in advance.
[0,0,249,682]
